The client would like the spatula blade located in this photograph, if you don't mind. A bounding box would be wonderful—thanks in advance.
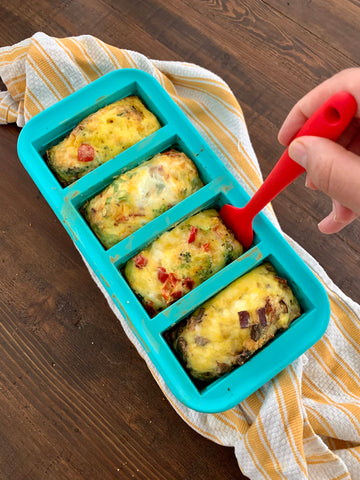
[219,204,254,249]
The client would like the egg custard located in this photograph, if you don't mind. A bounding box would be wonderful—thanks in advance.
[82,150,204,249]
[124,209,243,316]
[46,96,161,186]
[170,262,301,382]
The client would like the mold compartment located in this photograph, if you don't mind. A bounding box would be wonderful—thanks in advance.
[32,79,170,188]
[73,148,207,252]
[162,257,306,393]
[117,195,253,319]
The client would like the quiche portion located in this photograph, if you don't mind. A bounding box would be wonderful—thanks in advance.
[46,96,161,185]
[170,262,301,382]
[124,209,243,316]
[82,150,204,249]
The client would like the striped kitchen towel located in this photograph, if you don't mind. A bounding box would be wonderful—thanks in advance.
[1,32,360,480]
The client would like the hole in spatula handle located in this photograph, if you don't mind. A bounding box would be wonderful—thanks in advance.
[324,106,341,124]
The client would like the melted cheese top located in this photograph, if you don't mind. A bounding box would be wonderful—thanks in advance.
[47,96,160,184]
[124,209,243,315]
[83,150,204,248]
[175,262,301,380]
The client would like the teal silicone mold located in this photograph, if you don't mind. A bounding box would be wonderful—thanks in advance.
[17,69,330,413]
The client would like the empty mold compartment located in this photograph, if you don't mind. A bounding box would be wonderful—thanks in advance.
[17,69,330,413]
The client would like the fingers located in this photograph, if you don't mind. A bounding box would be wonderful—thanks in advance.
[318,200,358,234]
[288,136,360,215]
[278,68,360,146]
[278,108,308,146]
[279,68,360,234]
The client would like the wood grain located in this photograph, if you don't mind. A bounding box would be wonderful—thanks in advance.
[1,1,360,479]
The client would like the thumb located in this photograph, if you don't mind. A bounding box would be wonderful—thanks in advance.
[288,136,360,215]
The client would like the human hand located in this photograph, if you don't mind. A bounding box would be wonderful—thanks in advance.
[278,68,360,234]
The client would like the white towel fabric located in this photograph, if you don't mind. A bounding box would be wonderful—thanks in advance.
[1,32,360,480]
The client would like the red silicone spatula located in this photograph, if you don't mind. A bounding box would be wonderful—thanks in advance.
[219,91,357,249]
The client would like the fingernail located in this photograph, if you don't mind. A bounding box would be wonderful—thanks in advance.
[288,140,307,168]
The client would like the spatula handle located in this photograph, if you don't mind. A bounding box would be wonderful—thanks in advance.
[245,91,357,218]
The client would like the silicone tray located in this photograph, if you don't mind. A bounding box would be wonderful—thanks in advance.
[17,69,330,413]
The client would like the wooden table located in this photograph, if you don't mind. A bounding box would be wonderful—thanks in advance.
[1,1,359,479]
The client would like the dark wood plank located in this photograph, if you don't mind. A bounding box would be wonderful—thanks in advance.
[0,126,244,479]
[1,0,360,478]
[264,0,360,64]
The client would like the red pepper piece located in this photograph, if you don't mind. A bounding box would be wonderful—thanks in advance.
[182,277,194,290]
[188,226,198,243]
[171,291,183,300]
[114,215,129,225]
[133,254,148,269]
[78,143,95,162]
[157,266,169,283]
[202,242,210,252]
[213,223,223,238]
[168,272,178,286]
[161,273,178,302]
[161,285,170,302]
